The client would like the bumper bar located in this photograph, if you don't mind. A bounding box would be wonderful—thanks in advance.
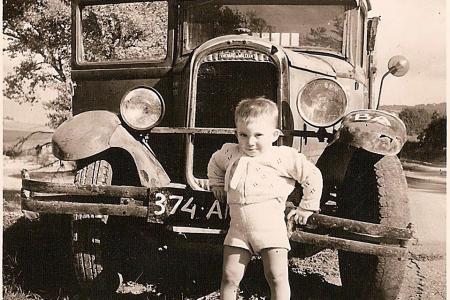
[21,196,148,218]
[21,174,414,257]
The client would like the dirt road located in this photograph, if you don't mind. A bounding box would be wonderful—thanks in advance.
[397,162,446,300]
[2,157,446,299]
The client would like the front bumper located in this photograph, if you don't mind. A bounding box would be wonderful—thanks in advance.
[21,170,413,258]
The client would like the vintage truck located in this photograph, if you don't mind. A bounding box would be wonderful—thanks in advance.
[21,0,413,298]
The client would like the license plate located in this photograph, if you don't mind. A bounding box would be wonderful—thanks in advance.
[148,187,229,231]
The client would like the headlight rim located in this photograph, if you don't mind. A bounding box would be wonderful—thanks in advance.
[120,86,165,131]
[297,78,348,128]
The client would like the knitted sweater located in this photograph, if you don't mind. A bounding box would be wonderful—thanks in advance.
[207,143,322,210]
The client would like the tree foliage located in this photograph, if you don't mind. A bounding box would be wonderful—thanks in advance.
[82,2,167,62]
[243,10,273,34]
[417,112,446,152]
[185,4,273,48]
[398,107,433,136]
[305,16,343,50]
[3,0,167,128]
[3,0,71,128]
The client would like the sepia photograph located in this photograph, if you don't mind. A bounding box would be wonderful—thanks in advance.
[3,0,446,299]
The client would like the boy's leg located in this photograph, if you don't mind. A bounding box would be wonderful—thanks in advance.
[220,245,251,300]
[260,248,290,300]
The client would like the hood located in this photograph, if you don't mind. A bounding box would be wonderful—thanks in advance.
[193,35,355,79]
[284,48,356,79]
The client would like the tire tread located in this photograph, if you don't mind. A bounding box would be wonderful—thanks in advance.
[338,154,410,300]
[72,160,111,288]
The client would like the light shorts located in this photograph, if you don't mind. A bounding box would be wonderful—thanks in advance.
[224,199,291,254]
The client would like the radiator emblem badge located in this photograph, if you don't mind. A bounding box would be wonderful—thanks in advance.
[203,49,271,62]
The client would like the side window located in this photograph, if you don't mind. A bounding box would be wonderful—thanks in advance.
[80,1,168,62]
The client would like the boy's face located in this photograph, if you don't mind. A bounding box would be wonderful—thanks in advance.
[236,115,280,157]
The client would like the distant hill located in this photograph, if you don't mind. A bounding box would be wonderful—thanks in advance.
[3,119,53,152]
[380,103,446,116]
[3,119,51,133]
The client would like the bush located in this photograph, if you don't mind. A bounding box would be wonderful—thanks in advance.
[418,113,446,153]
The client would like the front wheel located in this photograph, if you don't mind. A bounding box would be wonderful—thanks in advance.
[71,160,111,289]
[338,152,410,300]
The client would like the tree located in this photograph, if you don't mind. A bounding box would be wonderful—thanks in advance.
[81,2,167,62]
[186,4,273,47]
[417,112,446,153]
[305,16,343,51]
[398,107,433,136]
[3,0,167,128]
[3,0,71,129]
[241,10,273,34]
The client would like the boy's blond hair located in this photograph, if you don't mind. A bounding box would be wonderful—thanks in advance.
[235,97,278,127]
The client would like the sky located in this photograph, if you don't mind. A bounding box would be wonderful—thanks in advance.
[370,0,446,107]
[2,0,447,125]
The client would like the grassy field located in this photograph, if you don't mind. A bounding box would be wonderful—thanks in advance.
[3,119,53,153]
[3,129,53,154]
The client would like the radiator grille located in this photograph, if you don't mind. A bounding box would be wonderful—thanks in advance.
[193,61,278,178]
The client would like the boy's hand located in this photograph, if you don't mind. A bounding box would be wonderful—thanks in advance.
[211,186,226,202]
[287,207,314,225]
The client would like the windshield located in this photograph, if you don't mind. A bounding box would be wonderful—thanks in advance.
[80,1,168,62]
[183,2,349,53]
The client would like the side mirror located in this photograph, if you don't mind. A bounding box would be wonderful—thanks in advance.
[387,55,410,77]
[376,55,410,108]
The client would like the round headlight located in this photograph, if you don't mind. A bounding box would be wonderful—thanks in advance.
[297,79,347,127]
[120,87,165,130]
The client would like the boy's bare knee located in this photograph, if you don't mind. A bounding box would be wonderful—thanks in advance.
[222,268,244,287]
[264,269,289,287]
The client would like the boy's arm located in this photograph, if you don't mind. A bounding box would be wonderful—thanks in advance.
[296,155,322,212]
[207,151,226,188]
[207,150,227,201]
[285,149,323,223]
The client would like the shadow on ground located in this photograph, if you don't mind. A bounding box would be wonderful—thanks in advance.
[3,214,343,300]
[3,215,78,299]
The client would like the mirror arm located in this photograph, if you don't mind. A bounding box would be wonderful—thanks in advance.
[376,70,391,109]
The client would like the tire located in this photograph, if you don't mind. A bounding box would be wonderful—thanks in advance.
[337,151,410,300]
[71,160,112,289]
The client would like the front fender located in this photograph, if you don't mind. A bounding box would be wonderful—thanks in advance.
[109,125,170,187]
[52,111,121,160]
[333,109,407,156]
[52,111,170,187]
